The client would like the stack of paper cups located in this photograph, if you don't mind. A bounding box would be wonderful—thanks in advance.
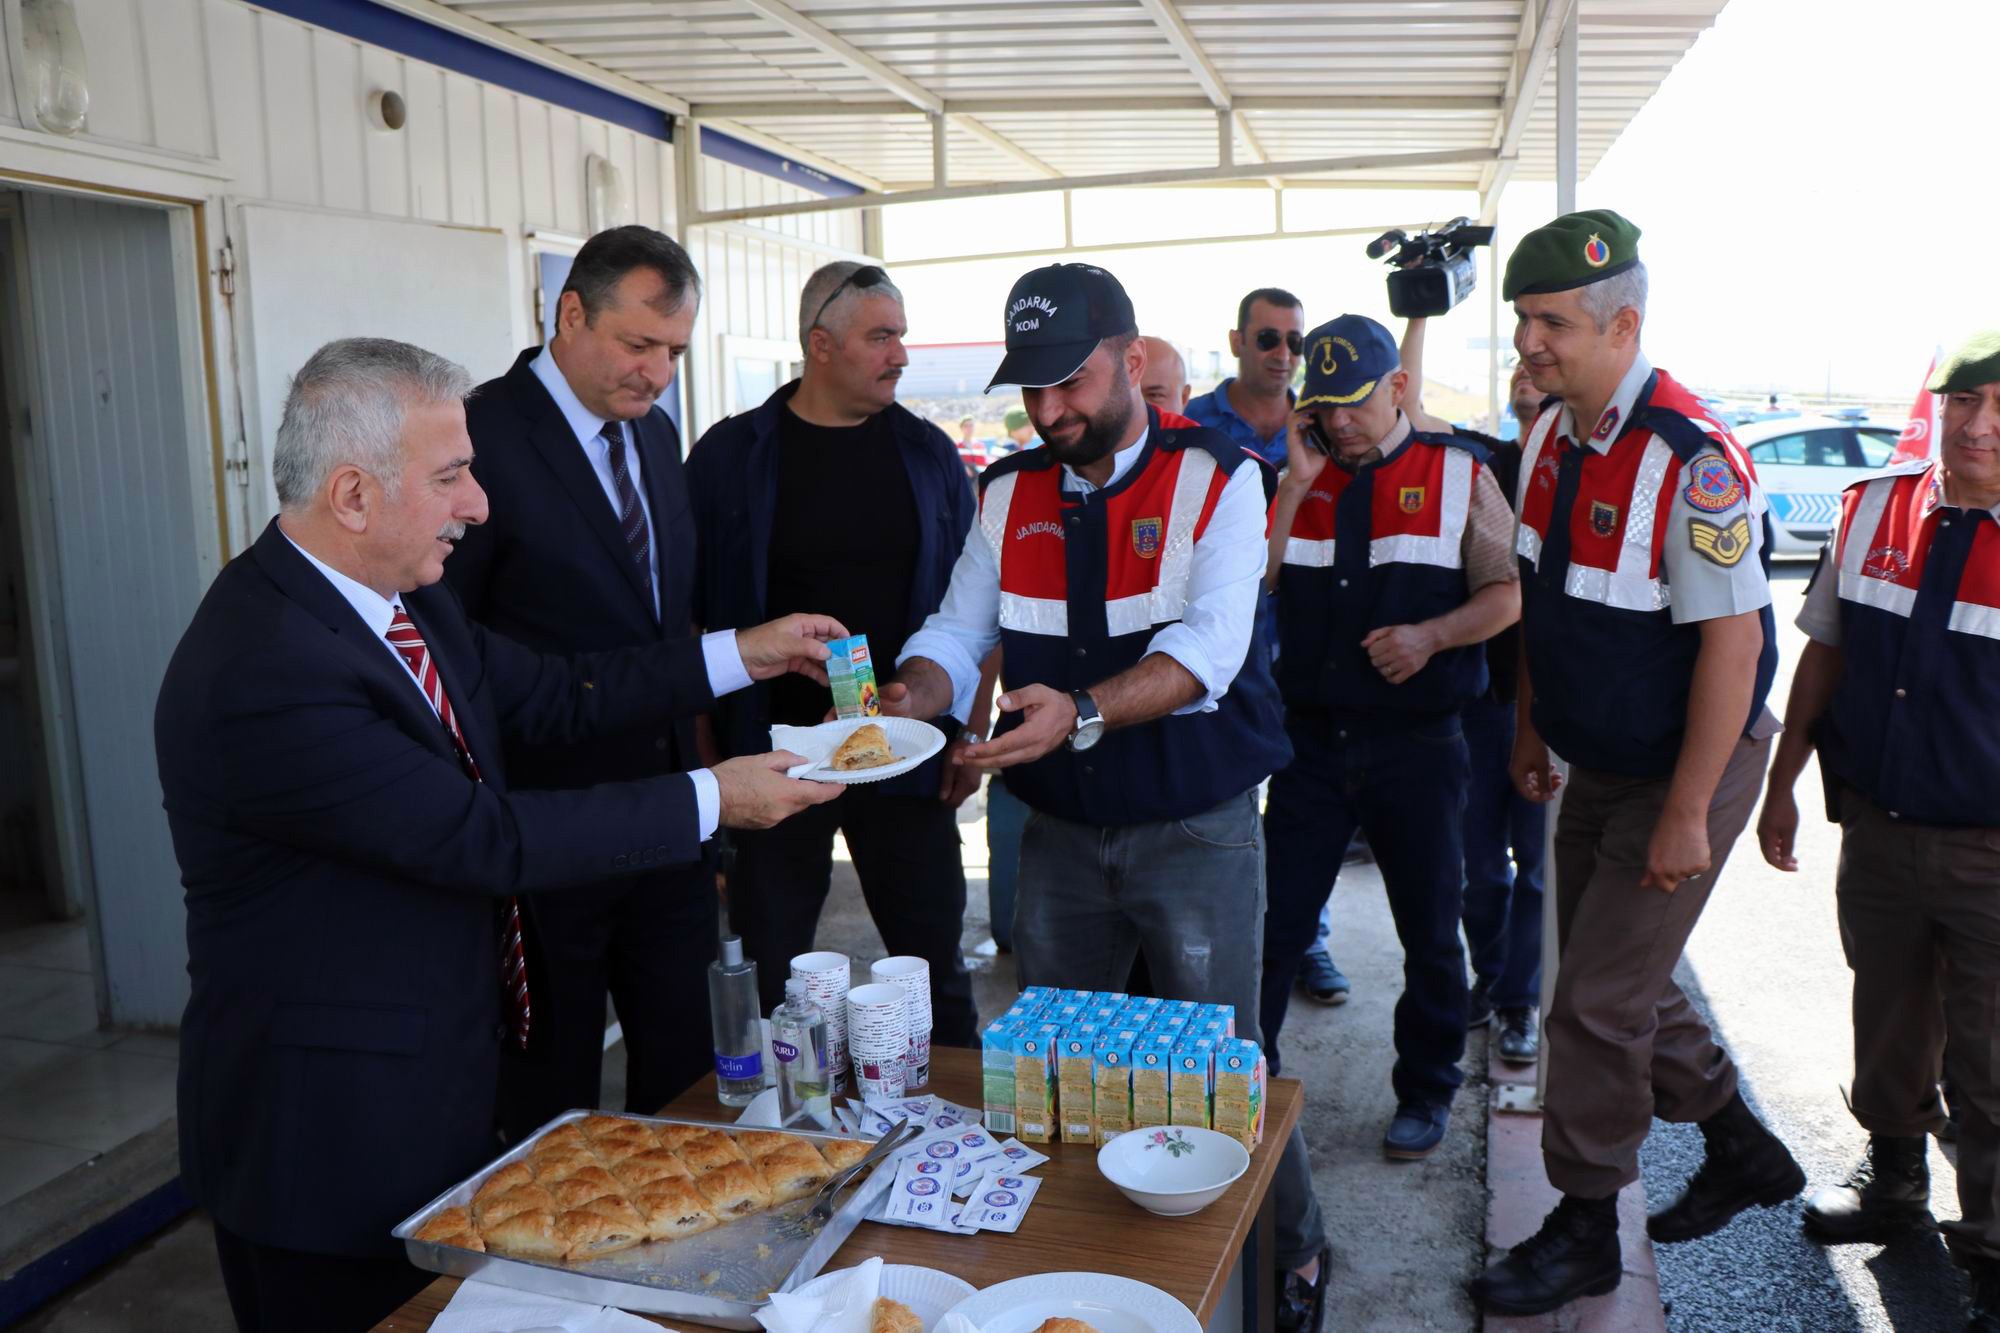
[791,950,851,1086]
[846,982,910,1102]
[870,956,933,1089]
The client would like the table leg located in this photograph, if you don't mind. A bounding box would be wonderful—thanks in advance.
[1239,1184,1276,1333]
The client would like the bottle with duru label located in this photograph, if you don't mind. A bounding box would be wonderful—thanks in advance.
[771,978,831,1126]
[708,935,764,1107]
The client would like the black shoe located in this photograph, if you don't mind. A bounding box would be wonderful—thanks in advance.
[1467,978,1494,1029]
[1647,1091,1806,1243]
[1276,1243,1331,1333]
[1383,1102,1449,1160]
[1496,1007,1540,1065]
[1299,948,1351,1005]
[1802,1135,1930,1241]
[1471,1194,1622,1316]
[1968,1257,2000,1333]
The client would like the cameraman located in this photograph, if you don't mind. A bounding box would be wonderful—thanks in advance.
[1260,314,1520,1161]
[1399,315,1548,1069]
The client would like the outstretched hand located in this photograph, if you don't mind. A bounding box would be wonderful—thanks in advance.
[959,685,1077,770]
[737,613,850,683]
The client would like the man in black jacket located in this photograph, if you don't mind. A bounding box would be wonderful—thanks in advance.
[157,337,839,1332]
[446,226,723,1138]
[686,261,981,1045]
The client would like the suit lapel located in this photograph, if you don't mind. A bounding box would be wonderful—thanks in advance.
[508,353,656,619]
[249,521,465,770]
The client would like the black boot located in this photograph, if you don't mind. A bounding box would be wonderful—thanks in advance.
[1802,1135,1930,1241]
[1968,1257,2000,1333]
[1646,1090,1806,1243]
[1470,1194,1621,1316]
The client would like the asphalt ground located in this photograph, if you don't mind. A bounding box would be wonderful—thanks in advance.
[1639,562,1973,1333]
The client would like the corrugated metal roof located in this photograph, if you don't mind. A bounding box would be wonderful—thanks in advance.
[443,0,1728,193]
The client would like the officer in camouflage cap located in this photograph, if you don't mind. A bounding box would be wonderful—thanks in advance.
[1473,210,1805,1317]
[1762,329,2000,1331]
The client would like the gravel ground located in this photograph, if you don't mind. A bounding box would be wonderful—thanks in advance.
[1640,565,1972,1333]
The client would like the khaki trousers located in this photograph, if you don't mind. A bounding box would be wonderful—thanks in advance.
[1836,790,2000,1261]
[1541,733,1770,1197]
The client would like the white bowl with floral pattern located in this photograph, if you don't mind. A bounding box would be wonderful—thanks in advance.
[1095,1125,1251,1216]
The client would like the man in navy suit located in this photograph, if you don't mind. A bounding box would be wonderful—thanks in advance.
[156,337,843,1332]
[446,227,725,1138]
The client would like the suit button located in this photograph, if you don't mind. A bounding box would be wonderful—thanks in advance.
[655,737,668,751]
[1083,765,1095,776]
[1073,647,1087,658]
[1889,811,1901,820]
[1338,578,1349,587]
[1894,688,1907,699]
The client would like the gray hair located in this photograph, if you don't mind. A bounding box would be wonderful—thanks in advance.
[272,337,472,511]
[1576,261,1648,333]
[798,261,904,352]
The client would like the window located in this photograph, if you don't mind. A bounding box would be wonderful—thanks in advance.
[1853,429,1898,468]
[1749,433,1810,465]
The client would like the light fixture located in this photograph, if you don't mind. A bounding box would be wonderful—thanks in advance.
[18,0,88,135]
[366,88,406,133]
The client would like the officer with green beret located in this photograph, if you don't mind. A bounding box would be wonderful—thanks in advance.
[1472,210,1805,1316]
[1759,331,2000,1331]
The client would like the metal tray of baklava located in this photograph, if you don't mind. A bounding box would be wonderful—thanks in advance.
[391,1109,893,1329]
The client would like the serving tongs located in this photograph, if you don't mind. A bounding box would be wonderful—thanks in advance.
[773,1118,923,1241]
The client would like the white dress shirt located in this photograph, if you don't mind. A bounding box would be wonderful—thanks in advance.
[898,427,1268,722]
[530,344,662,619]
[279,525,748,840]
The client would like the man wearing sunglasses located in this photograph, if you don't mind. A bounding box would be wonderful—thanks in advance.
[1186,287,1306,468]
[685,261,983,1047]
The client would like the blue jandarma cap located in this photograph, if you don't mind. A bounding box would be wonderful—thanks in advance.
[1298,314,1399,410]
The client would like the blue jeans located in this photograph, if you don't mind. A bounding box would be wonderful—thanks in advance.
[1263,713,1471,1105]
[1458,695,1546,1012]
[984,777,1030,950]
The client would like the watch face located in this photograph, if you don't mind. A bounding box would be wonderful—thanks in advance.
[1071,719,1105,752]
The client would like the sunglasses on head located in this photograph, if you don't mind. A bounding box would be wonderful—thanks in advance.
[1254,329,1304,354]
[810,265,888,331]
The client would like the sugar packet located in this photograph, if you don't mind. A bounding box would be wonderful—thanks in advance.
[865,1094,937,1123]
[962,1172,1043,1233]
[882,1156,959,1231]
[925,1099,982,1131]
[988,1138,1052,1175]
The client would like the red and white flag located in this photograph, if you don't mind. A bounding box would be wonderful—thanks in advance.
[1891,348,1942,464]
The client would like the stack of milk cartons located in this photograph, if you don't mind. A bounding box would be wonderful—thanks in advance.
[976,989,1265,1150]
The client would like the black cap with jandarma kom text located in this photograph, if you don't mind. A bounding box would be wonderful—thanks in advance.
[986,263,1138,391]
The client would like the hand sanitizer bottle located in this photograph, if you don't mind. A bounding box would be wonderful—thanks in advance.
[709,936,763,1107]
[771,978,831,1126]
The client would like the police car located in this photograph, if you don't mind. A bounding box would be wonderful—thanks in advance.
[1736,414,1902,557]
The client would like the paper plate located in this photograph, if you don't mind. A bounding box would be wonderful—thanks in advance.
[792,1263,977,1322]
[773,716,946,785]
[942,1272,1201,1333]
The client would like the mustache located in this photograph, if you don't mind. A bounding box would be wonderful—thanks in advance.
[437,522,468,542]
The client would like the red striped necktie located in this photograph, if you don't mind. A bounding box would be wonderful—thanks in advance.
[386,608,532,1051]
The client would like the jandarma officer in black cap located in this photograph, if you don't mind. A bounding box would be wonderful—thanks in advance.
[883,263,1335,1332]
[1759,332,2000,1332]
[1260,314,1520,1163]
[1472,211,1804,1317]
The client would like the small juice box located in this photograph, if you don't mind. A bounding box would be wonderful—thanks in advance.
[1019,986,1060,1005]
[1058,989,1096,1006]
[1194,1004,1236,1037]
[1170,1038,1217,1129]
[1093,1032,1137,1143]
[825,635,880,718]
[1089,991,1129,1008]
[1057,1033,1098,1143]
[1147,1013,1190,1039]
[1132,1036,1176,1125]
[1213,1039,1267,1150]
[1011,1024,1061,1143]
[1158,999,1200,1017]
[981,1018,1023,1135]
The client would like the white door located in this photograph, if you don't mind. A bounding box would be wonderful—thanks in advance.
[12,189,211,1026]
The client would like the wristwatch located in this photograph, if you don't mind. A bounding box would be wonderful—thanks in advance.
[958,728,983,746]
[1069,690,1105,752]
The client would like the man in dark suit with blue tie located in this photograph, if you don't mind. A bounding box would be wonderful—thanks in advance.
[444,226,728,1139]
[156,336,843,1331]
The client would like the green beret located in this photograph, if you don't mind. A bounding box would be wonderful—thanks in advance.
[1928,330,2000,393]
[1502,209,1642,301]
[1003,407,1031,431]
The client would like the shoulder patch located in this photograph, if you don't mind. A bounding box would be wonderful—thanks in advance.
[1689,514,1753,567]
[1683,454,1744,512]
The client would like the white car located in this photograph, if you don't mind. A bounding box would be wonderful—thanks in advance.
[1735,415,1903,557]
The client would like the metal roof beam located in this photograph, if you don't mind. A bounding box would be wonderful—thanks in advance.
[1479,0,1579,195]
[1132,0,1233,109]
[692,147,1496,225]
[688,95,1504,119]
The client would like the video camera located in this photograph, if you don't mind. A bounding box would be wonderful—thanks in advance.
[1366,217,1495,319]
